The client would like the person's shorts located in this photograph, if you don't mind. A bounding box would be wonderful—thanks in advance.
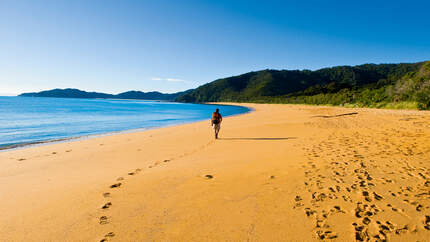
[213,123,220,130]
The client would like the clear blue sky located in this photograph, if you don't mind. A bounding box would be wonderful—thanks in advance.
[1,0,429,95]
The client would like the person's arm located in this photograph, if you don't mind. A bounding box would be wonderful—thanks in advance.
[220,114,223,122]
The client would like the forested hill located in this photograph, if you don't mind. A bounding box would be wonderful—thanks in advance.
[175,61,430,110]
[115,90,191,100]
[19,88,191,101]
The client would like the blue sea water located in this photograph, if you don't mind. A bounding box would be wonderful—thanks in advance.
[0,96,249,149]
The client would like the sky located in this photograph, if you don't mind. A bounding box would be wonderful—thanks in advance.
[1,0,429,95]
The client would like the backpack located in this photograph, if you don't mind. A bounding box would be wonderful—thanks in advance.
[212,113,221,124]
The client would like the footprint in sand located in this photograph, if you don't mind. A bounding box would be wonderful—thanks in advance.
[293,196,304,208]
[416,204,423,211]
[65,150,72,152]
[110,183,121,188]
[205,175,214,179]
[304,207,316,217]
[103,192,110,198]
[387,203,403,213]
[17,158,26,161]
[362,191,372,202]
[99,216,108,225]
[116,177,124,181]
[316,230,337,240]
[102,202,112,209]
[52,152,57,154]
[353,224,368,241]
[100,232,115,242]
[373,192,383,201]
[424,216,430,230]
[333,205,345,213]
[362,217,371,225]
[128,168,141,175]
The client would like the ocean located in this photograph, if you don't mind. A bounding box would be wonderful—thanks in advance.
[0,96,249,149]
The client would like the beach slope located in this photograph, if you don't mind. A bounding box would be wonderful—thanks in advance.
[1,104,430,241]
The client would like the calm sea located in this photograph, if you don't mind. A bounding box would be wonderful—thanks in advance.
[0,96,249,149]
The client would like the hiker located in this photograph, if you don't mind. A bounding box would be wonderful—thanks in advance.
[211,108,222,139]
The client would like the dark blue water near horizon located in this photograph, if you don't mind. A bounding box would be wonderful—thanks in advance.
[0,96,249,149]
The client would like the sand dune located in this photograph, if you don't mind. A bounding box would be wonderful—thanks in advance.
[1,104,430,241]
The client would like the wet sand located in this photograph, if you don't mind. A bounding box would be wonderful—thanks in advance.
[1,103,430,241]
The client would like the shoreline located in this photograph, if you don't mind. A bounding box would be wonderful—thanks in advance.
[1,103,430,241]
[0,101,252,152]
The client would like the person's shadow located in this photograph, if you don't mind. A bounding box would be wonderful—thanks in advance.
[312,112,358,118]
[218,137,297,140]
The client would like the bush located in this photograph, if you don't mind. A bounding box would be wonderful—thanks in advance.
[416,86,430,110]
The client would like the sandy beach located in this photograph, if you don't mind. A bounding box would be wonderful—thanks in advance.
[1,103,430,241]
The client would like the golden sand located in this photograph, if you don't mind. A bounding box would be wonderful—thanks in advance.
[1,104,430,241]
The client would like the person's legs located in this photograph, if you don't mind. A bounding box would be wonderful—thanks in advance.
[212,123,217,138]
[215,124,220,139]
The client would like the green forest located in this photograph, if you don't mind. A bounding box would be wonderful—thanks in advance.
[176,61,430,110]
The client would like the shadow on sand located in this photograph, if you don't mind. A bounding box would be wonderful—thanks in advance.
[312,112,358,118]
[218,137,297,141]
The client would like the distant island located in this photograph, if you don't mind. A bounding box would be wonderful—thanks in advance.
[176,61,430,110]
[19,88,191,101]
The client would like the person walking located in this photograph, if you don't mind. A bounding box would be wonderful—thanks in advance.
[211,108,222,139]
